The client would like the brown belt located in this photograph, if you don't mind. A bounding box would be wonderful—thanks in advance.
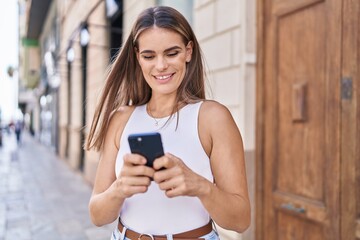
[118,221,213,240]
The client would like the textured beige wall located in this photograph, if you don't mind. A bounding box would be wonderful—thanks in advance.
[123,0,156,38]
[194,0,256,152]
[58,0,109,176]
[194,1,256,240]
[83,1,110,183]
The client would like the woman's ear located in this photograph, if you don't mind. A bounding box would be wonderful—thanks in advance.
[185,41,193,63]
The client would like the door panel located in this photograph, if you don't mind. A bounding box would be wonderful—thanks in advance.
[260,0,341,239]
[277,3,326,201]
[272,0,323,16]
[277,213,324,240]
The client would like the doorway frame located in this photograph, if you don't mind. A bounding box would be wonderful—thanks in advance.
[255,0,359,239]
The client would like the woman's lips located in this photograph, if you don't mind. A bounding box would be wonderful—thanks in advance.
[153,73,175,83]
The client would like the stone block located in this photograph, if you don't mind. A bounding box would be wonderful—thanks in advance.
[215,0,242,33]
[201,33,232,71]
[194,2,215,40]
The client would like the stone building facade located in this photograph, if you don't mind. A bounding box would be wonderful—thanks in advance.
[21,1,256,239]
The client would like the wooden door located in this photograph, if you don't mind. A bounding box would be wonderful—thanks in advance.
[341,1,360,239]
[256,0,342,239]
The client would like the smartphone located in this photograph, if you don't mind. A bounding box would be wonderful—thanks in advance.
[128,132,164,168]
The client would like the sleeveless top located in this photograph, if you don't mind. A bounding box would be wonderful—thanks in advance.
[115,102,213,234]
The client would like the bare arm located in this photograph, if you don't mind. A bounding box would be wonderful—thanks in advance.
[88,107,155,226]
[152,101,251,232]
[198,101,251,232]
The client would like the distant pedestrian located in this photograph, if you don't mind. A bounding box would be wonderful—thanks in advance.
[85,6,250,240]
[14,120,23,145]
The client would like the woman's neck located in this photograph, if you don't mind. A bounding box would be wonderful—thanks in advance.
[147,95,178,118]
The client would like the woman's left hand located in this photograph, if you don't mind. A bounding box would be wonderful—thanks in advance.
[152,153,209,198]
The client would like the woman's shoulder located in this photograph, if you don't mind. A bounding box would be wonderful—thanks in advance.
[198,100,238,154]
[106,105,137,149]
[108,105,136,129]
[200,100,232,119]
[113,105,136,118]
[199,100,235,130]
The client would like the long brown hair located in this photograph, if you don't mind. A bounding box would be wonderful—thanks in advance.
[85,6,206,151]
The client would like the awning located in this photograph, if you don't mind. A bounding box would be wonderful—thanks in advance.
[27,0,52,39]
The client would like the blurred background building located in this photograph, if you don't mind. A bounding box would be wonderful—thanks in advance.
[16,0,360,240]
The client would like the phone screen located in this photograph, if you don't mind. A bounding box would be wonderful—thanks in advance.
[128,132,164,168]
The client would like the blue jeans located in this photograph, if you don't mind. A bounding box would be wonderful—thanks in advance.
[110,225,220,240]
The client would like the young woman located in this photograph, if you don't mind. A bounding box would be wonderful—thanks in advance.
[86,6,250,240]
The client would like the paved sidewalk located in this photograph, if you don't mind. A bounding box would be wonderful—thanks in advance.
[0,132,115,240]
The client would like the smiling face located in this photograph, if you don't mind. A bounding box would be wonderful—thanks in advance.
[136,27,193,99]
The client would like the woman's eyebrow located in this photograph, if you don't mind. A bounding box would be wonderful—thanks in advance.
[140,46,182,54]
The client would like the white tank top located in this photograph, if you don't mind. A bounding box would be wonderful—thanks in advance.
[115,102,213,234]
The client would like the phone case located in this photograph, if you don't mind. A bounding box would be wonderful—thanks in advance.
[128,132,164,167]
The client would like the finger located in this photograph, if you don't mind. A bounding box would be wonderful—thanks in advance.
[116,176,152,198]
[119,175,152,187]
[153,166,177,183]
[119,183,149,197]
[153,153,177,170]
[162,178,184,198]
[123,153,147,166]
[165,188,178,198]
[121,165,155,178]
[157,175,180,190]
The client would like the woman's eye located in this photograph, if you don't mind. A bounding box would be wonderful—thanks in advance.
[167,51,179,57]
[142,55,154,60]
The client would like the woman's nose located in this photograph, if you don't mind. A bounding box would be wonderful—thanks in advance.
[155,56,168,71]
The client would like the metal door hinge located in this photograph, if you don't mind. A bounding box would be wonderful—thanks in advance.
[341,77,352,100]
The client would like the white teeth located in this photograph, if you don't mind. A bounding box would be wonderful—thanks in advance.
[156,74,171,80]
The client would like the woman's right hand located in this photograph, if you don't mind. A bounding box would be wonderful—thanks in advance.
[115,153,155,198]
